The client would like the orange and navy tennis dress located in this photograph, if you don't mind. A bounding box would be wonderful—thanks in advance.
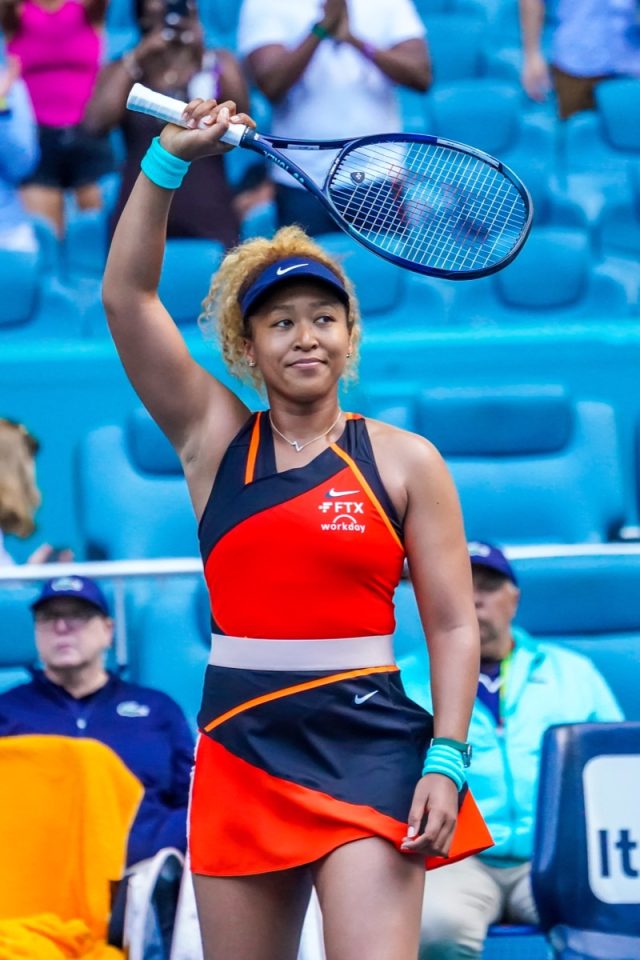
[189,412,492,876]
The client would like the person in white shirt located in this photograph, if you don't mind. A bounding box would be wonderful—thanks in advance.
[238,0,431,234]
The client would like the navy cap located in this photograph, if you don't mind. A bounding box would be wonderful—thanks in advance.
[32,576,110,616]
[239,257,349,319]
[468,541,518,585]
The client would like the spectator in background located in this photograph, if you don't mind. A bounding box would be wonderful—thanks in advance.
[0,575,194,866]
[2,0,114,236]
[238,0,431,235]
[84,0,251,247]
[0,417,72,564]
[0,48,39,252]
[419,541,624,960]
[520,0,640,119]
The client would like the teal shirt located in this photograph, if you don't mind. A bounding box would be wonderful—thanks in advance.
[409,626,624,864]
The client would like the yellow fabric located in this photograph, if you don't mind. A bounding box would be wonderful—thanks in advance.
[0,734,143,941]
[0,914,124,960]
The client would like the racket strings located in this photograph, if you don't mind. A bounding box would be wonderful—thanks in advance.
[328,141,527,273]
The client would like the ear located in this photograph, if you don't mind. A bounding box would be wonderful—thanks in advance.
[103,617,115,649]
[243,338,256,368]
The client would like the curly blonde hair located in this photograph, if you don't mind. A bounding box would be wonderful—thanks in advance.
[200,225,361,389]
[0,419,41,538]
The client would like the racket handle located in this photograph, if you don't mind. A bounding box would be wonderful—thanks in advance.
[126,83,247,147]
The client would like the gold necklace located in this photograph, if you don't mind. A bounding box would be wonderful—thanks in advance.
[269,410,343,453]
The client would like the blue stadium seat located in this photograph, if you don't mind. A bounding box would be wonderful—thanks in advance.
[484,926,550,960]
[318,232,405,318]
[448,228,632,326]
[594,168,640,305]
[133,576,208,729]
[198,0,242,48]
[424,80,554,168]
[64,207,109,278]
[319,232,448,329]
[0,248,84,339]
[157,239,224,327]
[239,199,277,241]
[77,409,197,559]
[0,585,39,694]
[423,14,487,82]
[104,0,138,59]
[514,554,640,721]
[30,214,61,276]
[532,722,640,957]
[423,79,568,228]
[356,386,625,544]
[85,238,224,337]
[559,79,640,225]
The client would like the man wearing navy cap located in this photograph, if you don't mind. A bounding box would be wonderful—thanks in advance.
[0,576,194,867]
[419,542,624,960]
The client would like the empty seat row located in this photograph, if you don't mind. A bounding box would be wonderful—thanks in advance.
[3,220,639,342]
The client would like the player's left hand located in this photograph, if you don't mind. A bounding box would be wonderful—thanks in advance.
[159,99,256,162]
[400,773,459,857]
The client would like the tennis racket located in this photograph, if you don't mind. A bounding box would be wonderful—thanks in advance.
[127,83,533,281]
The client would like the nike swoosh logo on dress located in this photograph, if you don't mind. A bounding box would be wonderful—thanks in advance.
[354,690,379,705]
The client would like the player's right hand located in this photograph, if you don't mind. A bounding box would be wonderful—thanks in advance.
[159,99,256,162]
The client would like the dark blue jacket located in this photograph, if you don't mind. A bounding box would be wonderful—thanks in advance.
[0,671,194,865]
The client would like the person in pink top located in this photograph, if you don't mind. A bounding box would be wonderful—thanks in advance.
[2,0,114,235]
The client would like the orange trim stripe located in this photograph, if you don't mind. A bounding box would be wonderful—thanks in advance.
[244,411,262,485]
[330,444,404,552]
[203,664,398,733]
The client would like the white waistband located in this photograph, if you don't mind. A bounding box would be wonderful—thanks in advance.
[208,634,396,671]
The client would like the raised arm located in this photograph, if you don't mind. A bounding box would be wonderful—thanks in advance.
[0,0,20,37]
[102,100,253,514]
[215,49,250,114]
[339,33,431,92]
[83,33,170,135]
[520,0,551,101]
[246,0,345,102]
[82,0,107,25]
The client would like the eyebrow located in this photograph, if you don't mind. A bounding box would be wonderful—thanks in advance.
[268,298,342,312]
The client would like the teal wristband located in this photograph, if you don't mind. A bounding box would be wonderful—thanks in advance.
[141,136,191,190]
[311,22,331,40]
[422,743,466,791]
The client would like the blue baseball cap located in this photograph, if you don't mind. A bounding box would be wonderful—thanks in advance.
[468,541,517,585]
[239,257,349,319]
[32,576,110,616]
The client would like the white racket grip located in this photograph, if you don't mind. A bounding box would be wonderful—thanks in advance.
[126,83,247,146]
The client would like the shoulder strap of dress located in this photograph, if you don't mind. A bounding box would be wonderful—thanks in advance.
[244,411,262,485]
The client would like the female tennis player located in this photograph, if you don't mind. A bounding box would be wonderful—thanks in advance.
[103,97,491,960]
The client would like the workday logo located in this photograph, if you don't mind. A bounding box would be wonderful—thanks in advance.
[317,489,366,533]
[584,755,640,903]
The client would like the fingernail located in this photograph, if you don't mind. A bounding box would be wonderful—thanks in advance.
[187,119,196,128]
[230,114,241,122]
[203,116,214,125]
[219,106,229,121]
[407,825,417,838]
